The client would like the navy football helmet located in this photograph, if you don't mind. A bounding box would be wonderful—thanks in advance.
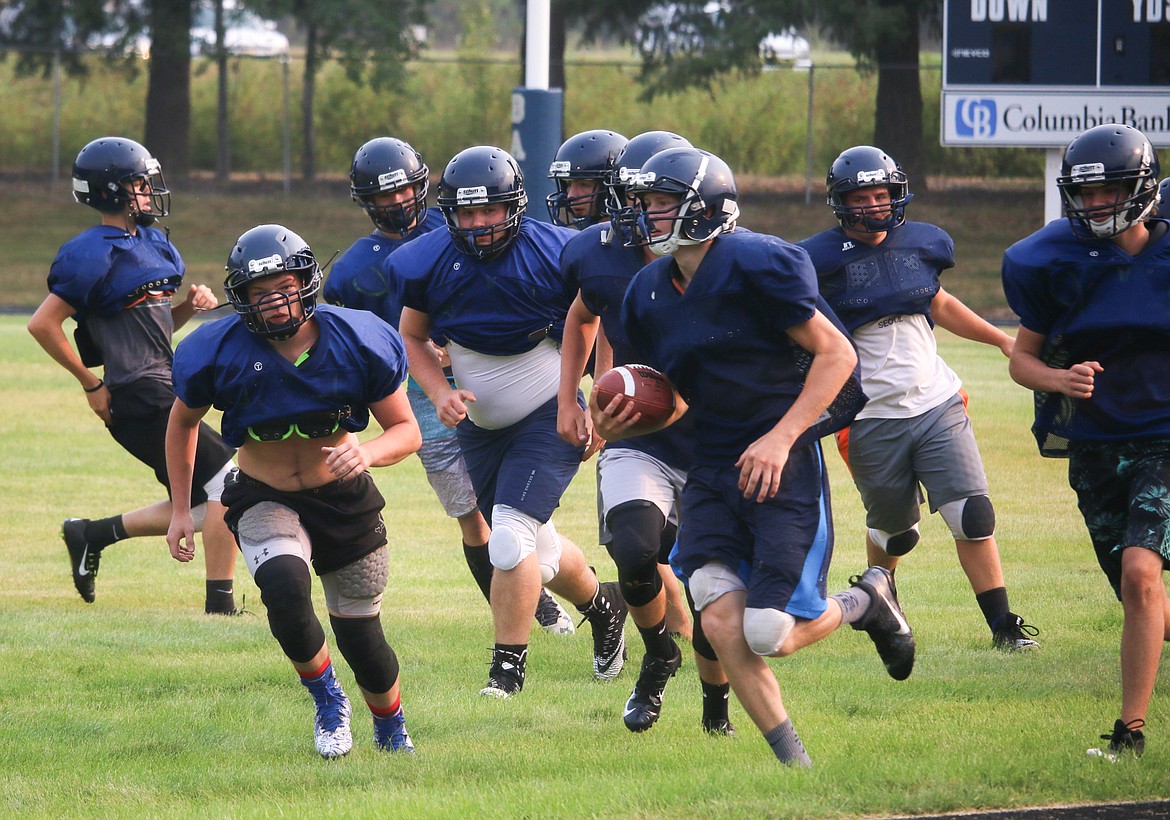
[1156,177,1170,217]
[225,224,321,341]
[622,147,739,256]
[349,137,429,235]
[606,130,692,219]
[1058,124,1160,239]
[546,129,628,229]
[826,145,912,233]
[437,146,527,260]
[72,136,170,220]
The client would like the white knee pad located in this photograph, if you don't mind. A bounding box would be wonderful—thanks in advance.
[689,561,747,611]
[489,505,562,582]
[868,524,920,557]
[236,501,312,576]
[743,607,797,657]
[533,518,562,584]
[938,495,995,541]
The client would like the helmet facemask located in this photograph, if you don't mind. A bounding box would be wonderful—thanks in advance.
[226,250,321,341]
[358,177,429,236]
[1059,171,1158,239]
[623,154,739,256]
[546,174,606,230]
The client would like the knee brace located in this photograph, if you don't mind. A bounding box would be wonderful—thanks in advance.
[657,520,679,565]
[489,505,562,583]
[329,613,398,694]
[253,554,325,663]
[743,607,796,657]
[606,501,666,608]
[938,495,995,541]
[685,586,719,662]
[868,524,921,557]
[689,562,747,611]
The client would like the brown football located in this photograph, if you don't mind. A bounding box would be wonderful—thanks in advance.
[592,364,676,431]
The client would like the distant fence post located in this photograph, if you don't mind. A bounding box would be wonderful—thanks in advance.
[804,64,815,204]
[52,47,61,185]
[281,54,291,194]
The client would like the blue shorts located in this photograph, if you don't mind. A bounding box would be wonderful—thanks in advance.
[456,395,585,525]
[676,442,833,620]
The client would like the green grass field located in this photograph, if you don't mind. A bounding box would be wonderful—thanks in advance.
[1,316,1166,818]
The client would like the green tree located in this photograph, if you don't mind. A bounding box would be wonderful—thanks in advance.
[252,0,426,181]
[572,0,940,179]
[0,0,196,175]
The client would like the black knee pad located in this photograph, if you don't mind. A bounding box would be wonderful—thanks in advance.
[607,501,666,608]
[961,495,996,540]
[657,521,679,565]
[330,613,398,694]
[684,584,719,662]
[254,555,325,663]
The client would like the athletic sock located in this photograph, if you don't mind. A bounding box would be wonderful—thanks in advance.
[830,586,871,625]
[976,587,1011,631]
[298,659,345,707]
[463,542,494,602]
[701,679,731,725]
[368,693,402,719]
[764,718,812,767]
[205,579,237,615]
[637,616,675,659]
[85,515,127,549]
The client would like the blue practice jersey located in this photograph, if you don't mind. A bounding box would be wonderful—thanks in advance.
[393,217,578,355]
[1002,217,1170,455]
[322,210,446,324]
[172,304,409,448]
[561,222,695,470]
[49,224,186,389]
[621,229,865,466]
[50,225,185,318]
[799,221,954,333]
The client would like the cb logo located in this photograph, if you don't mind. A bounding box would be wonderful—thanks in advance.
[955,98,996,138]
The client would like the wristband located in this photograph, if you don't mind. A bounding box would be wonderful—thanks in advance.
[84,379,105,393]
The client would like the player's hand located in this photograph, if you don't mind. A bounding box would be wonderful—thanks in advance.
[736,430,792,502]
[322,434,371,480]
[437,388,474,428]
[167,512,198,563]
[1063,360,1103,399]
[588,390,642,443]
[558,400,596,452]
[84,381,113,425]
[185,283,219,312]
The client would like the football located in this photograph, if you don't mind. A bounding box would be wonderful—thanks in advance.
[592,364,676,430]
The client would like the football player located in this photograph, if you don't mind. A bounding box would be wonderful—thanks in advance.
[167,224,421,758]
[800,145,1039,651]
[594,146,912,767]
[557,130,737,735]
[1004,124,1170,761]
[27,136,238,613]
[391,145,629,698]
[546,129,628,230]
[325,137,574,636]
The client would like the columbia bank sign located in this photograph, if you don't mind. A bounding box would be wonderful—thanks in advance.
[941,0,1170,147]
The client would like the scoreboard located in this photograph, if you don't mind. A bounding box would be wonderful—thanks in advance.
[941,0,1170,146]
